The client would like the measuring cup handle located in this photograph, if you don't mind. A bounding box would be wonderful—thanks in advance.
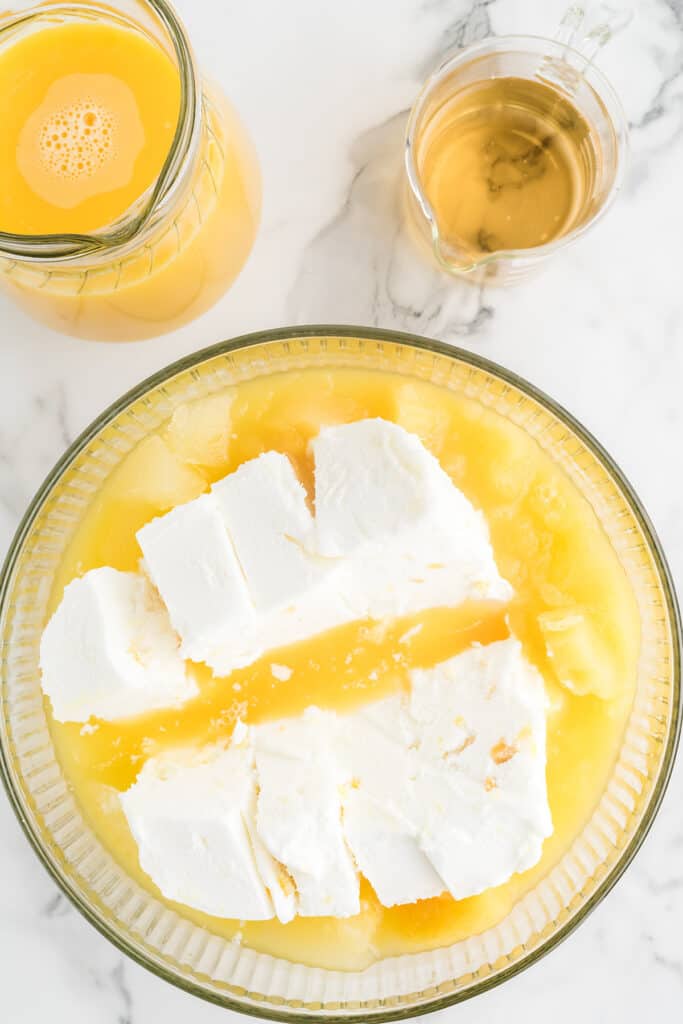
[554,4,633,64]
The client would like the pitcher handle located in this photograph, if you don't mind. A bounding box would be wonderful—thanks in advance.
[553,4,633,64]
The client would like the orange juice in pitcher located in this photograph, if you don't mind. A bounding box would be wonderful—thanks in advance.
[0,2,260,341]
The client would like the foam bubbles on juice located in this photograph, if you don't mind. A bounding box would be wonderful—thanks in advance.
[38,100,116,180]
[17,73,145,212]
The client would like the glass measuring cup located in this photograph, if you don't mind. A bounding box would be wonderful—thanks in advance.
[0,0,260,341]
[404,7,630,284]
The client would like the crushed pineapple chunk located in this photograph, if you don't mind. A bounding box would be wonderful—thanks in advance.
[393,382,451,456]
[164,391,235,469]
[274,381,367,437]
[538,608,619,700]
[109,435,207,510]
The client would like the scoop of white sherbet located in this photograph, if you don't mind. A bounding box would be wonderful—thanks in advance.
[139,419,512,676]
[408,637,553,898]
[119,742,282,921]
[40,567,197,722]
[118,639,551,920]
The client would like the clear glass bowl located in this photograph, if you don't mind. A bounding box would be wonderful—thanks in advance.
[0,327,680,1019]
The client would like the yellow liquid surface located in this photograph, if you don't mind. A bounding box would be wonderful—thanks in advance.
[418,76,597,253]
[0,22,180,235]
[0,20,260,340]
[48,369,639,969]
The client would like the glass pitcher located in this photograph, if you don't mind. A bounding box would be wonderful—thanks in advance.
[0,0,260,341]
[404,6,630,284]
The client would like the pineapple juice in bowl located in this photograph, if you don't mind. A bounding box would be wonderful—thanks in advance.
[45,358,639,969]
[0,1,260,341]
[1,328,677,1019]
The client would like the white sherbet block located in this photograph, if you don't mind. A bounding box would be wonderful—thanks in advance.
[409,639,549,809]
[408,638,553,898]
[335,695,419,819]
[120,744,274,920]
[335,696,445,906]
[230,720,298,923]
[313,420,500,571]
[137,494,252,661]
[313,418,437,554]
[413,767,549,900]
[205,420,512,674]
[313,419,512,608]
[40,568,196,723]
[132,420,511,676]
[212,451,324,610]
[253,710,360,918]
[250,836,298,925]
[118,640,551,920]
[342,790,445,906]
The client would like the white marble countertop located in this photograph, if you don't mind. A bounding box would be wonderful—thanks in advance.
[1,0,682,1020]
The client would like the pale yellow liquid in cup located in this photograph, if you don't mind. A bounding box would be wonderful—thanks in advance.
[418,76,598,256]
[0,21,260,340]
[47,368,640,970]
